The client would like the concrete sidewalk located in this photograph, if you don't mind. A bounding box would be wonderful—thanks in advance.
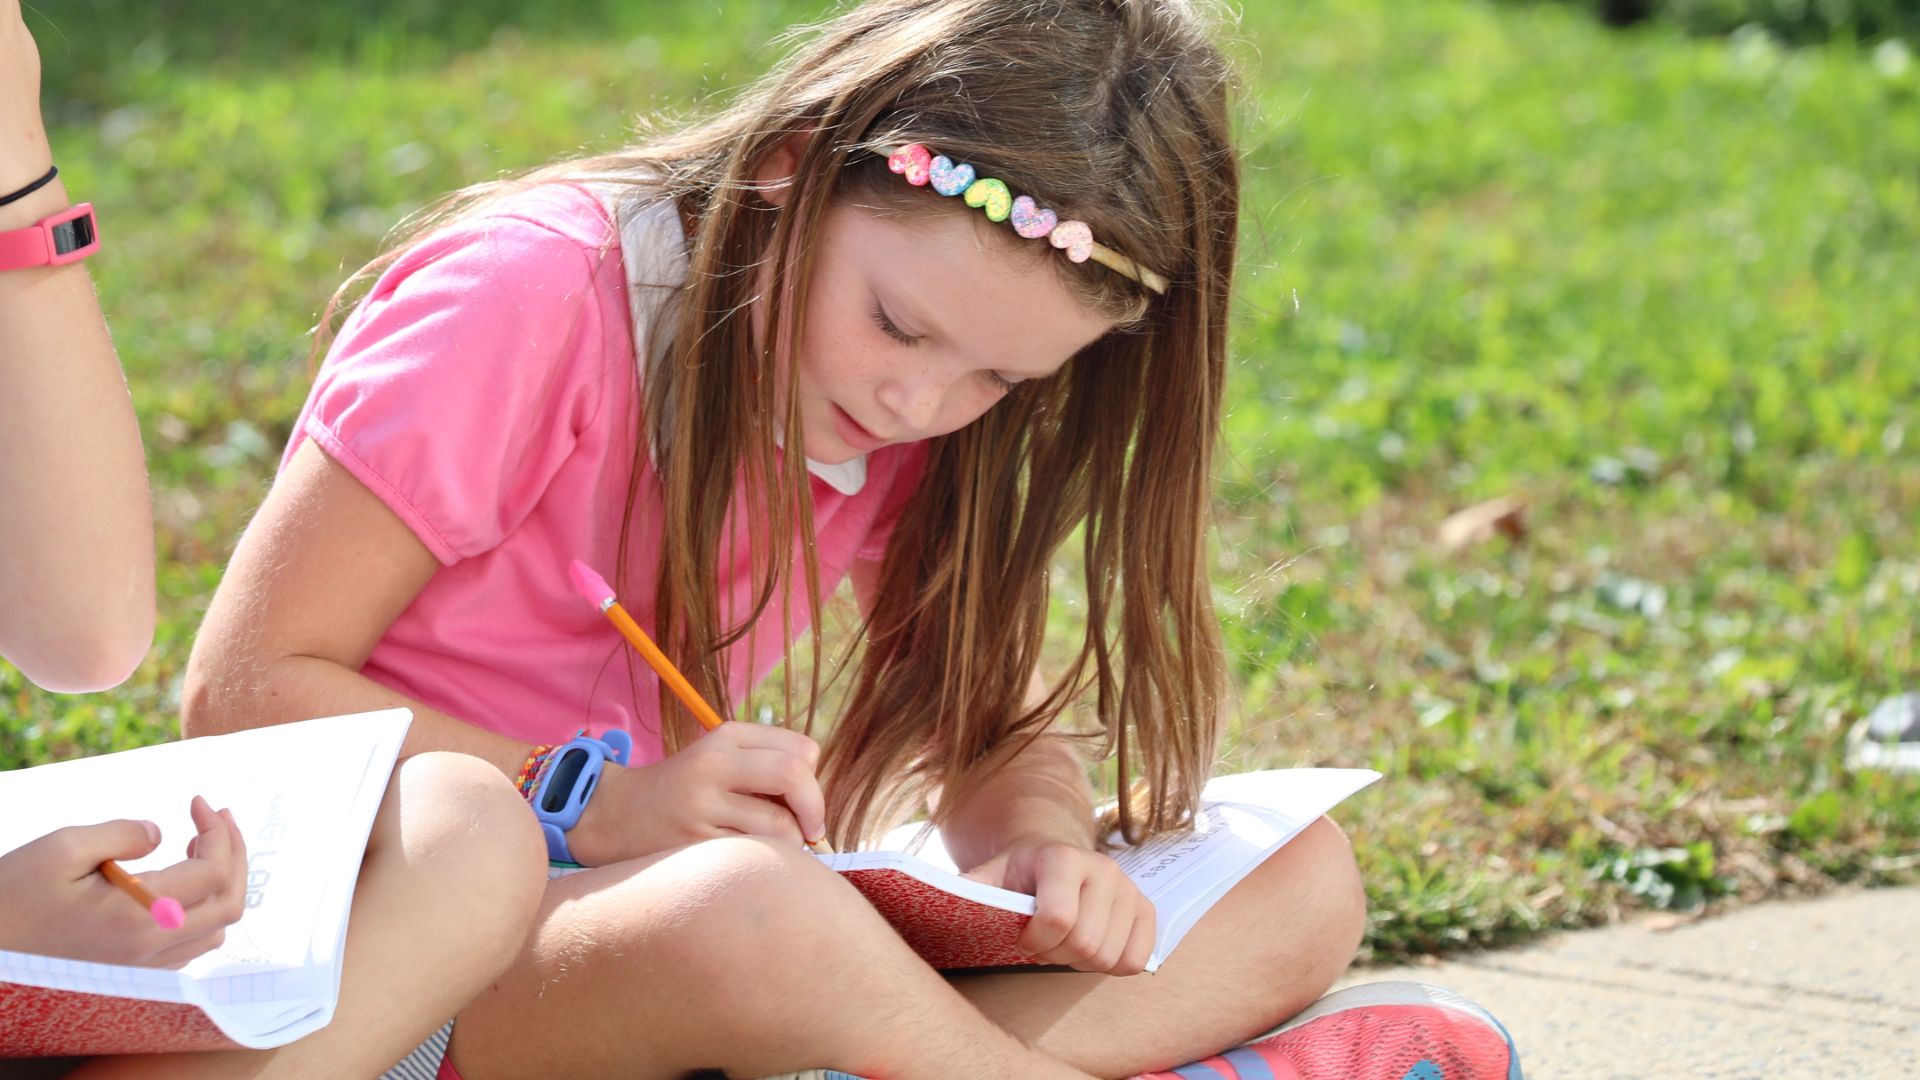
[1337,886,1919,1078]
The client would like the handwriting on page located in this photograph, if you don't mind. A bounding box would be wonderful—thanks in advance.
[244,792,289,911]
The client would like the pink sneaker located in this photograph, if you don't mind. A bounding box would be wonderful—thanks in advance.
[1134,982,1522,1080]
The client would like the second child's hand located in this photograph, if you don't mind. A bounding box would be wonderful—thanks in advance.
[565,721,827,867]
[0,797,249,969]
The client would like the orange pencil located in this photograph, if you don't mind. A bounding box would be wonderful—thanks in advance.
[567,558,835,855]
[100,859,186,930]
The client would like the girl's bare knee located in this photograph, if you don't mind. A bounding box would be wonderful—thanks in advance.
[386,752,546,938]
[646,837,867,987]
[1280,815,1367,982]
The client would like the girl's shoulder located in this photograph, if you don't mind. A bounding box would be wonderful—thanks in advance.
[408,182,623,275]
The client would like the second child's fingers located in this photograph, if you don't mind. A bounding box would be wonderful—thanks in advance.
[47,819,163,874]
[220,808,248,882]
[184,797,233,866]
[144,927,229,970]
[139,853,232,910]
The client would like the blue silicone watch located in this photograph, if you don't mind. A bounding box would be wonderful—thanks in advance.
[531,729,634,864]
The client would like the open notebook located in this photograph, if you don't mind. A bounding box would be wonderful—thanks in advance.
[0,710,411,1057]
[825,767,1380,972]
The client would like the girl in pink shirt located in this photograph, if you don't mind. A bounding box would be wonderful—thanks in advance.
[184,1,1520,1078]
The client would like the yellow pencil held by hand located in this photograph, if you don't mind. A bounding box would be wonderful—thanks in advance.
[566,558,834,855]
[99,859,186,930]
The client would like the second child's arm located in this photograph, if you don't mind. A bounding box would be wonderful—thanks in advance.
[0,1,155,691]
[185,441,826,866]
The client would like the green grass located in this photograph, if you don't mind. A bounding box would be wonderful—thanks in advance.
[8,0,1918,963]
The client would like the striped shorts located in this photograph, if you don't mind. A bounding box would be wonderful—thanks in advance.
[380,1020,458,1080]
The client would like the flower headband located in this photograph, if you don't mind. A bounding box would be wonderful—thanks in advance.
[884,143,1170,295]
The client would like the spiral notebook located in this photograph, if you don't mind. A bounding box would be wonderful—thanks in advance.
[0,710,411,1057]
[824,767,1380,972]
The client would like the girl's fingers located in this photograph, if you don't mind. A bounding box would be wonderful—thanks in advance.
[711,721,822,768]
[732,749,827,840]
[1017,850,1085,958]
[1054,873,1115,969]
[1115,899,1157,976]
[713,793,806,845]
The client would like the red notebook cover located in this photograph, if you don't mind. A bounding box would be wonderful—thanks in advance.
[838,867,1040,971]
[0,980,241,1057]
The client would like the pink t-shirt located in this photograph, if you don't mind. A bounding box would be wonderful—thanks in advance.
[284,183,926,765]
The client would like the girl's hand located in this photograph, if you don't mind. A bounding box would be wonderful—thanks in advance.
[567,722,827,866]
[0,796,250,969]
[963,841,1156,975]
[0,0,54,181]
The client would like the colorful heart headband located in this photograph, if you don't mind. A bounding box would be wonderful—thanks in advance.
[885,143,1170,295]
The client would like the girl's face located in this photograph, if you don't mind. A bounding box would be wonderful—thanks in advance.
[754,198,1118,465]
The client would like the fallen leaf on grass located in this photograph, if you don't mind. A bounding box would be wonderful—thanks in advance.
[1643,911,1703,932]
[1438,496,1528,552]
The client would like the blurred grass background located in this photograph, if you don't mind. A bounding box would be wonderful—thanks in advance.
[7,0,1918,961]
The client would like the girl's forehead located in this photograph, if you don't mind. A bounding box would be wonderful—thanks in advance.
[828,200,1116,371]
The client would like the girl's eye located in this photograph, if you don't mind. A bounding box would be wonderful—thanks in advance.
[870,303,919,347]
[987,371,1019,393]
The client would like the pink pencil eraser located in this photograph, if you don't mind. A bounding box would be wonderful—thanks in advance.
[567,559,615,607]
[150,897,186,931]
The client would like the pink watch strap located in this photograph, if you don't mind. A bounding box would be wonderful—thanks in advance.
[0,204,99,270]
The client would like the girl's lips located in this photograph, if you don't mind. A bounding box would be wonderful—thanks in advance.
[830,403,886,453]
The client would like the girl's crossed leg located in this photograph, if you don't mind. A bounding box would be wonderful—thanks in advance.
[447,816,1364,1079]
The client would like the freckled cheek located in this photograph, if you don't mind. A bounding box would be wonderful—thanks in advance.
[797,319,888,390]
[928,384,1006,437]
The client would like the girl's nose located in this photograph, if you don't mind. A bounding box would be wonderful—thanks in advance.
[876,372,945,434]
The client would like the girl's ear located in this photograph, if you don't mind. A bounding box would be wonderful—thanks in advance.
[752,129,815,208]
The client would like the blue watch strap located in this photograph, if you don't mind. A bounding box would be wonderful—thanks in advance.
[532,730,635,863]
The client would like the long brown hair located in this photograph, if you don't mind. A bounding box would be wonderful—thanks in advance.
[313,0,1239,848]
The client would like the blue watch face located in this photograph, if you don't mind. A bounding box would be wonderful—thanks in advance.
[542,747,592,813]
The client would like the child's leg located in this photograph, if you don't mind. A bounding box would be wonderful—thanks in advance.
[949,815,1369,1077]
[69,752,547,1079]
[448,836,1101,1080]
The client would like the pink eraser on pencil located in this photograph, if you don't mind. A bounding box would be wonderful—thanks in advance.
[567,559,616,608]
[150,897,186,931]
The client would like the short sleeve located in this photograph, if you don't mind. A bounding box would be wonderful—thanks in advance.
[295,210,614,565]
[853,441,931,564]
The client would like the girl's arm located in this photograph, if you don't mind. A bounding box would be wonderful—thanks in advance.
[929,681,1097,869]
[0,1,155,691]
[847,556,1095,865]
[850,556,1152,974]
[182,442,529,775]
[185,440,827,865]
